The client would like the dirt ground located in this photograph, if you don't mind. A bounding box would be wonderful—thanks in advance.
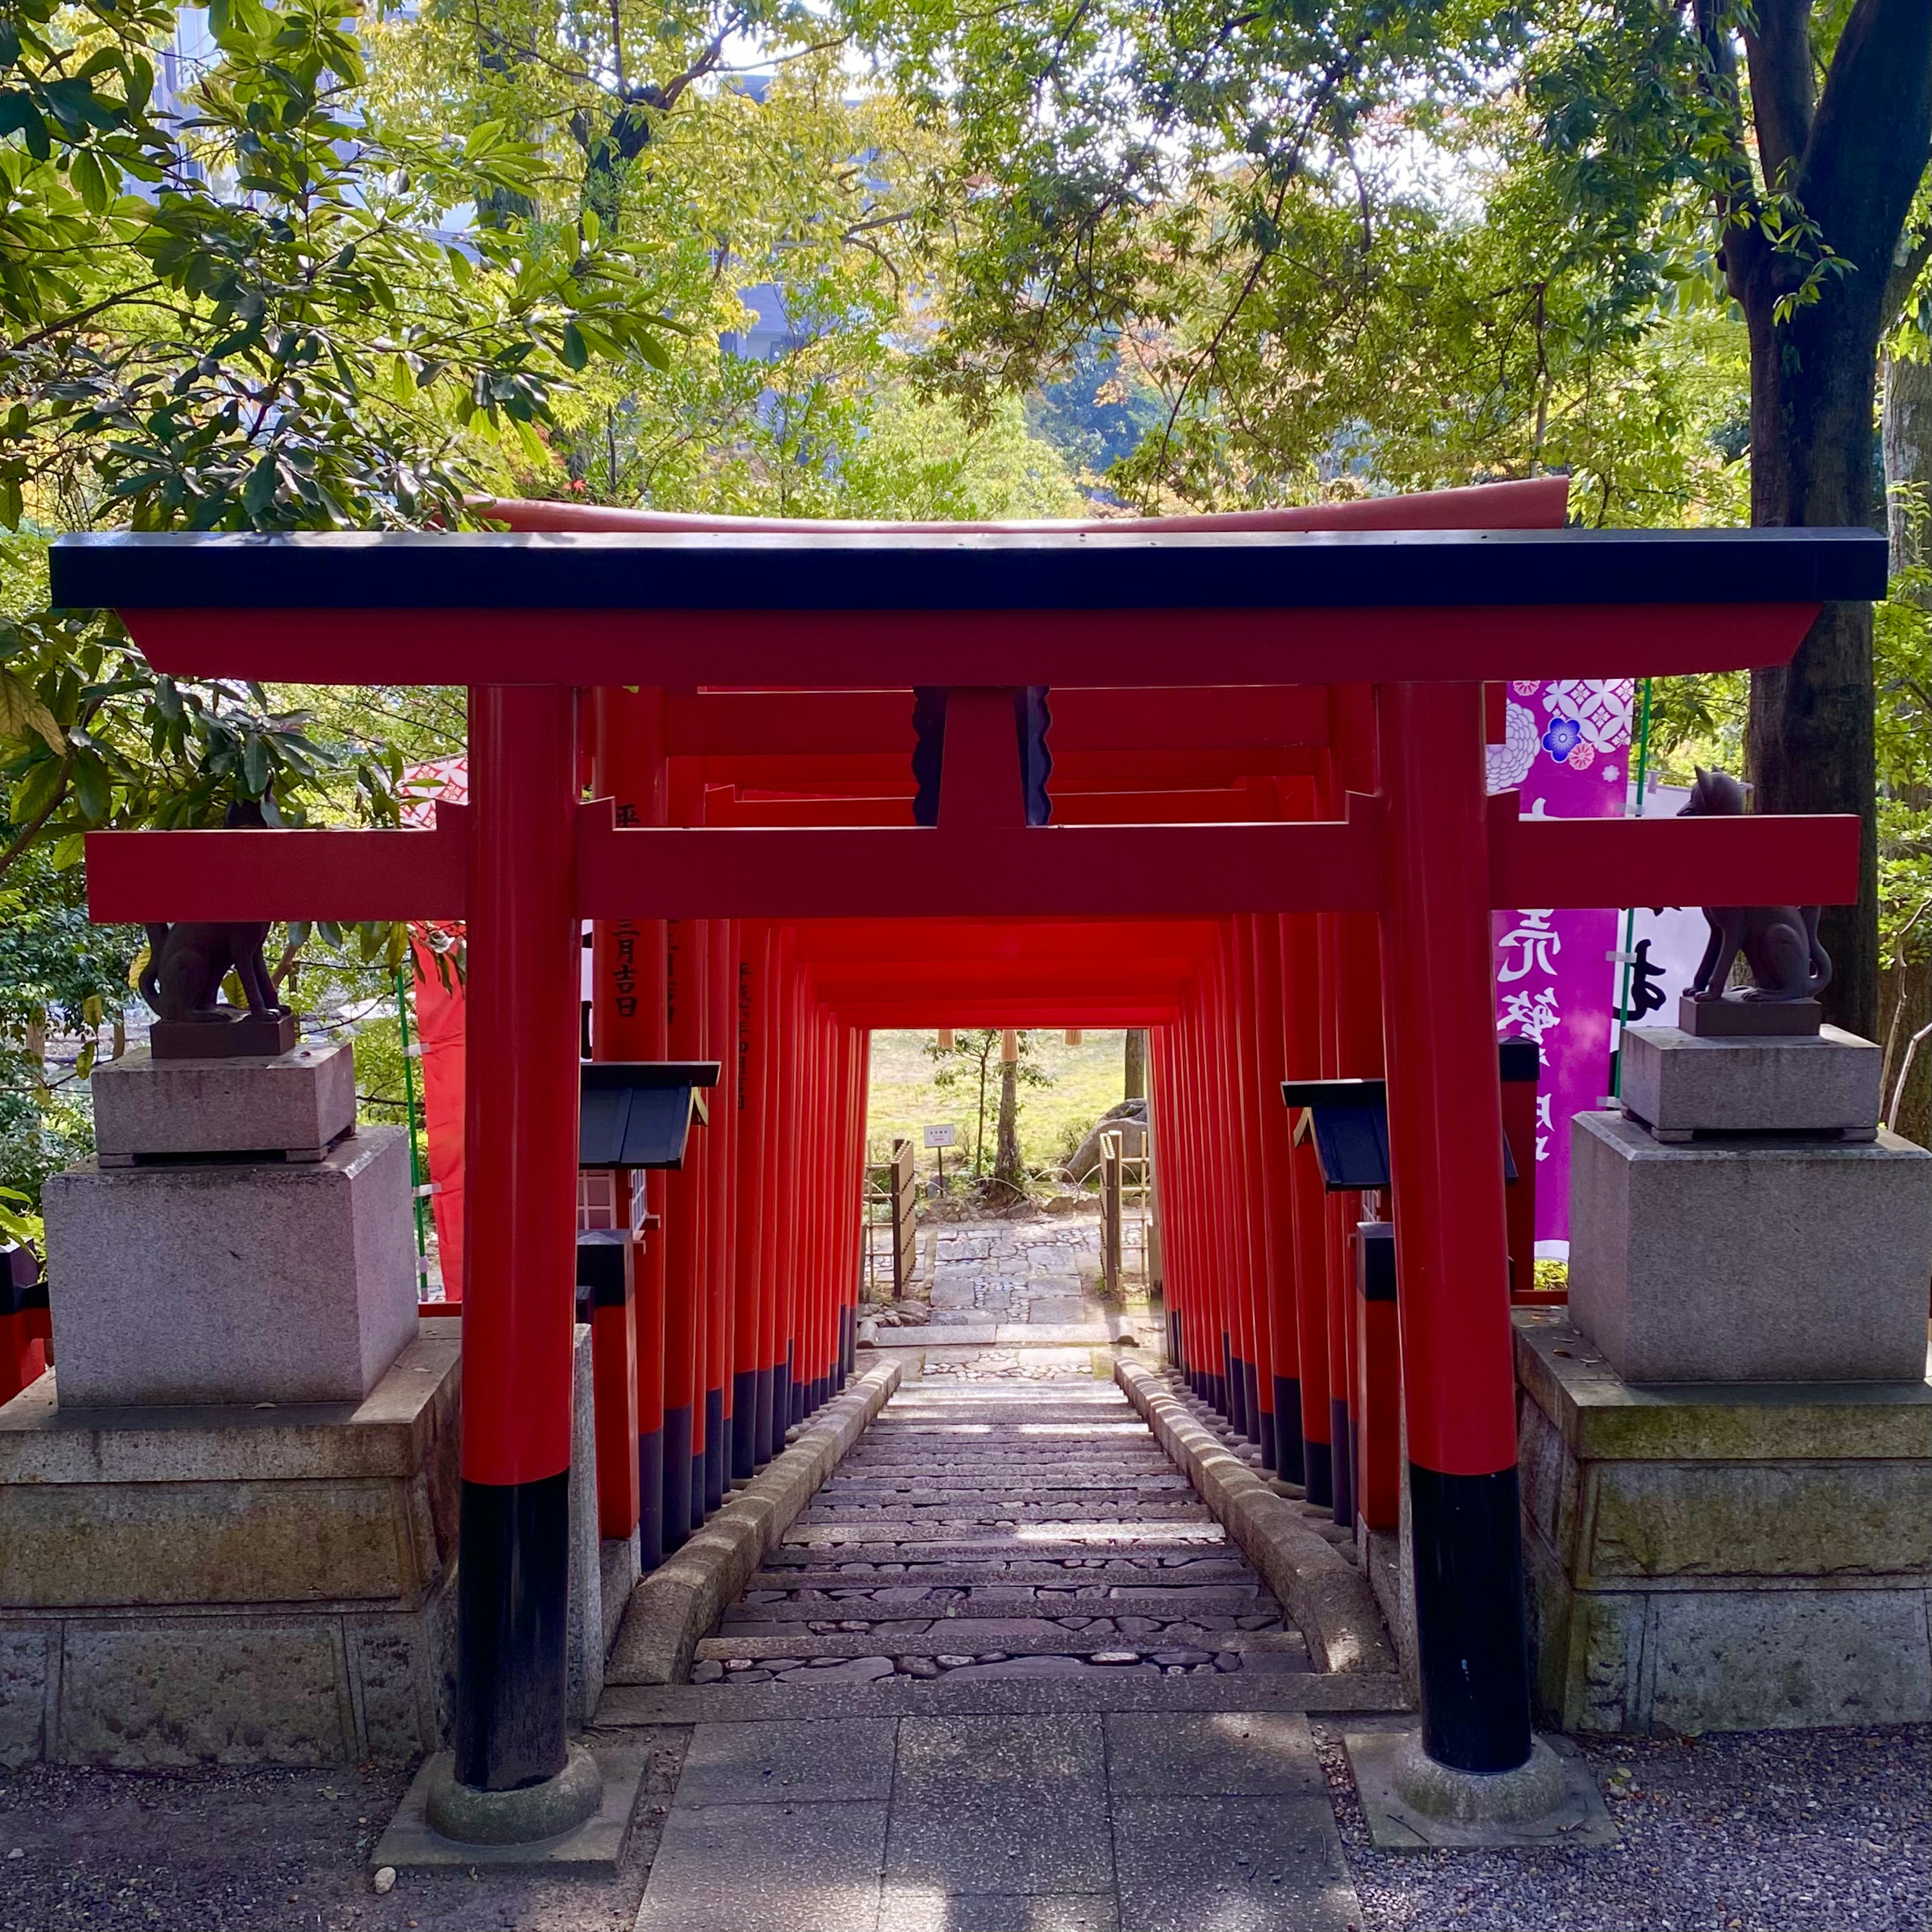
[0,1728,688,1932]
[0,1723,1924,1932]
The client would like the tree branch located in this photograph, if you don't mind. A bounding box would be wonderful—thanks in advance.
[1743,0,1816,185]
[1800,0,1932,279]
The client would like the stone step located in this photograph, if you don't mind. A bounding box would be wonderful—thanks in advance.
[817,1487,1195,1507]
[779,1523,1229,1548]
[799,1504,1213,1525]
[695,1625,1309,1661]
[713,1586,1263,1622]
[596,1669,1409,1725]
[744,1560,1256,1588]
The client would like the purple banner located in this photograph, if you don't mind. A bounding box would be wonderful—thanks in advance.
[1486,678,1636,1257]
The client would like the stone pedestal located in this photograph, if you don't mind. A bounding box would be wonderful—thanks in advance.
[1516,1314,1932,1734]
[42,1127,420,1407]
[91,1042,355,1162]
[1619,1024,1881,1139]
[0,1322,461,1766]
[1568,1110,1931,1384]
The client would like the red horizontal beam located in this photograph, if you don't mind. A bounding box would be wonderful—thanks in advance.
[119,603,1820,690]
[83,800,1859,925]
[791,919,1221,962]
[1489,799,1860,909]
[830,1001,1182,1025]
[575,805,1384,919]
[705,783,1279,827]
[665,686,1331,758]
[85,824,467,922]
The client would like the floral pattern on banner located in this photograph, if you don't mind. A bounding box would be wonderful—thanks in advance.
[1488,680,1633,1256]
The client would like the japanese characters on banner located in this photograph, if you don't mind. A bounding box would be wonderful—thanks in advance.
[1486,679,1635,1259]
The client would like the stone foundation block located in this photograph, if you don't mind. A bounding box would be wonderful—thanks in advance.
[0,1324,461,1765]
[90,1042,356,1160]
[42,1126,418,1406]
[1516,1314,1932,1734]
[1568,1109,1932,1384]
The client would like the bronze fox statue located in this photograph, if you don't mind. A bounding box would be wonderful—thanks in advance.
[1678,767,1830,1004]
[137,801,289,1029]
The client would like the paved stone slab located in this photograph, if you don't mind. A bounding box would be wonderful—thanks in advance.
[1103,1711,1324,1796]
[1111,1794,1357,1932]
[635,1799,887,1932]
[597,1671,1409,1725]
[877,1891,1117,1931]
[673,1719,898,1805]
[888,1716,1112,1894]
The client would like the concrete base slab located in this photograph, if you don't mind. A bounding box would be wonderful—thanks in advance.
[371,1738,648,1875]
[1343,1729,1618,1850]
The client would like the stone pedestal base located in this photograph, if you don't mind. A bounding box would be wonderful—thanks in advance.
[42,1126,419,1407]
[1568,1109,1931,1384]
[1620,1024,1880,1138]
[0,1322,461,1766]
[1515,1314,1932,1735]
[91,1042,355,1162]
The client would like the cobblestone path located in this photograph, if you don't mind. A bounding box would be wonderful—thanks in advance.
[693,1372,1310,1686]
[925,1216,1106,1325]
[632,1362,1361,1932]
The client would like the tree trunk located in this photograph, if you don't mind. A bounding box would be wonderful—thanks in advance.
[994,1059,1023,1189]
[1884,352,1932,578]
[1123,1028,1146,1101]
[1727,0,1932,1044]
[1739,226,1886,1041]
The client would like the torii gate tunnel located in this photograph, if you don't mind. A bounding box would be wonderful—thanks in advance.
[53,497,1881,1808]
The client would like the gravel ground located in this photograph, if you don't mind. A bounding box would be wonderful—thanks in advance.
[0,1728,688,1932]
[1313,1718,1932,1932]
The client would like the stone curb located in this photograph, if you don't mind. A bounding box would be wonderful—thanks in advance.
[604,1357,903,1687]
[1113,1358,1400,1678]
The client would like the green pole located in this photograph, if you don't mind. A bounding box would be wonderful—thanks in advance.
[394,968,430,1282]
[1611,678,1655,1100]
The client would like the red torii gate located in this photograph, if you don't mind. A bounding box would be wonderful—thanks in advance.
[54,510,1876,1828]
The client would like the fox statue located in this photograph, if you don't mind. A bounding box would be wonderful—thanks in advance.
[1678,767,1831,1004]
[136,800,290,1030]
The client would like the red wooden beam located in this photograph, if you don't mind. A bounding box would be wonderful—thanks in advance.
[83,800,1859,923]
[574,803,1385,920]
[116,602,1823,691]
[1487,798,1860,910]
[664,686,1331,758]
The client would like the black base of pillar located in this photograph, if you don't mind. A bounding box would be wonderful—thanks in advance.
[773,1361,793,1440]
[790,1363,807,1425]
[689,1449,705,1527]
[1258,1406,1276,1471]
[1243,1360,1262,1445]
[754,1364,775,1467]
[1408,1462,1534,1774]
[1330,1396,1355,1532]
[638,1429,664,1571]
[453,1470,571,1792]
[1272,1378,1305,1482]
[1303,1435,1333,1510]
[732,1371,758,1481]
[1224,1343,1243,1429]
[840,1304,855,1379]
[1167,1310,1181,1370]
[662,1405,693,1550]
[704,1389,725,1509]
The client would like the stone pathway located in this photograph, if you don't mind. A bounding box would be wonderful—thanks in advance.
[631,1362,1361,1932]
[926,1216,1106,1326]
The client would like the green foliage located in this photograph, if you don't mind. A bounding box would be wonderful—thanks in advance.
[925,1028,1052,1179]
